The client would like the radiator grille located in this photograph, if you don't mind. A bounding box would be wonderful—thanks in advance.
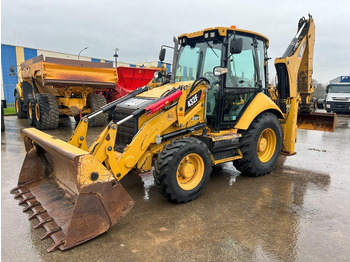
[113,109,138,152]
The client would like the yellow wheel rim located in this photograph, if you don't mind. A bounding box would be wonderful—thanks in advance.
[176,153,204,190]
[28,101,32,119]
[257,128,276,163]
[15,99,19,113]
[35,103,40,121]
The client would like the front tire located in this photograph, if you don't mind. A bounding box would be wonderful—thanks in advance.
[154,137,212,203]
[233,112,282,177]
[34,93,59,130]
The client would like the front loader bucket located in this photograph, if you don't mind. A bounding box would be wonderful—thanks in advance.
[11,128,134,252]
[297,112,337,132]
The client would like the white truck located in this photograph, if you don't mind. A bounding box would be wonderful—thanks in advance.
[325,76,350,114]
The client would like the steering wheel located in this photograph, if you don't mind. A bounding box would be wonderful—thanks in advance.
[203,72,219,86]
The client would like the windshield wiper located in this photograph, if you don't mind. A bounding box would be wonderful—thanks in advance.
[204,40,219,58]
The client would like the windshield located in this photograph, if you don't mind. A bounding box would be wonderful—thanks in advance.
[226,35,265,89]
[328,85,350,93]
[174,40,222,86]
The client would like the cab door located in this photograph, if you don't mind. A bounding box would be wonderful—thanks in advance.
[219,34,267,130]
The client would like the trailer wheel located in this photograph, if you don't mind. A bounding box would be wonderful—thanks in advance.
[34,93,59,130]
[27,94,36,126]
[154,137,212,203]
[233,112,282,177]
[15,93,26,118]
[87,94,107,127]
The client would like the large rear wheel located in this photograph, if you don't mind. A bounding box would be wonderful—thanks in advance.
[34,93,59,130]
[233,112,282,176]
[154,137,212,203]
[87,94,107,127]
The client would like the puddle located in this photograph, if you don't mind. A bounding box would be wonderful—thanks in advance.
[138,170,155,200]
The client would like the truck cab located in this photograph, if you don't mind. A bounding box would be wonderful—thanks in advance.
[325,79,350,113]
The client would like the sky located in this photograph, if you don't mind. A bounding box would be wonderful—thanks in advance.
[1,0,349,84]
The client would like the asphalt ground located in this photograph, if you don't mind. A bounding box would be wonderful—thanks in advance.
[1,113,350,261]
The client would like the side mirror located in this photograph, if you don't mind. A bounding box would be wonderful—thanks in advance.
[326,86,329,93]
[159,48,166,62]
[230,38,243,54]
[213,66,227,76]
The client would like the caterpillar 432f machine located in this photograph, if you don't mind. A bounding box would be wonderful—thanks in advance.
[11,15,336,252]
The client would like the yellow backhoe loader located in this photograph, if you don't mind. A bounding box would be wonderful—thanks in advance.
[11,14,336,252]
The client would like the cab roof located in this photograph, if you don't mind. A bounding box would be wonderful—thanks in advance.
[178,27,269,47]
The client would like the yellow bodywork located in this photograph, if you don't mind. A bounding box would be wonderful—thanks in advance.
[69,81,210,180]
[234,93,283,130]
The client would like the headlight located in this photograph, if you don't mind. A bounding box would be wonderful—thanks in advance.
[326,104,331,108]
[154,71,163,79]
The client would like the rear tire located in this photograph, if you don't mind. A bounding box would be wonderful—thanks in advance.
[154,137,212,203]
[233,112,282,177]
[34,93,59,130]
[15,93,26,118]
[87,94,107,127]
[27,94,36,126]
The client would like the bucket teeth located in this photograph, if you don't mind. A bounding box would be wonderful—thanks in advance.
[10,185,22,193]
[47,240,64,253]
[29,210,47,220]
[19,196,35,205]
[15,191,30,199]
[23,202,40,212]
[41,228,61,240]
[34,218,53,229]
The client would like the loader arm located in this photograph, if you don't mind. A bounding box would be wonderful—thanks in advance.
[69,82,207,180]
[274,14,336,154]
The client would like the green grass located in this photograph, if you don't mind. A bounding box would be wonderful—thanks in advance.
[4,107,16,115]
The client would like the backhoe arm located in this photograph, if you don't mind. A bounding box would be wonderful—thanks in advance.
[275,15,313,154]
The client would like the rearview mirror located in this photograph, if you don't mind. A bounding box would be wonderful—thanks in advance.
[213,66,227,76]
[159,48,166,62]
[230,38,243,54]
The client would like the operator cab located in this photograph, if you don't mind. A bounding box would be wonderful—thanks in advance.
[174,27,269,130]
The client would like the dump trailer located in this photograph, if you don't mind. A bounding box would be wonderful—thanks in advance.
[14,55,118,129]
[11,15,336,252]
[98,66,160,103]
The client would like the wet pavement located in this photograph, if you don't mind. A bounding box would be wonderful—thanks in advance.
[1,113,350,261]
